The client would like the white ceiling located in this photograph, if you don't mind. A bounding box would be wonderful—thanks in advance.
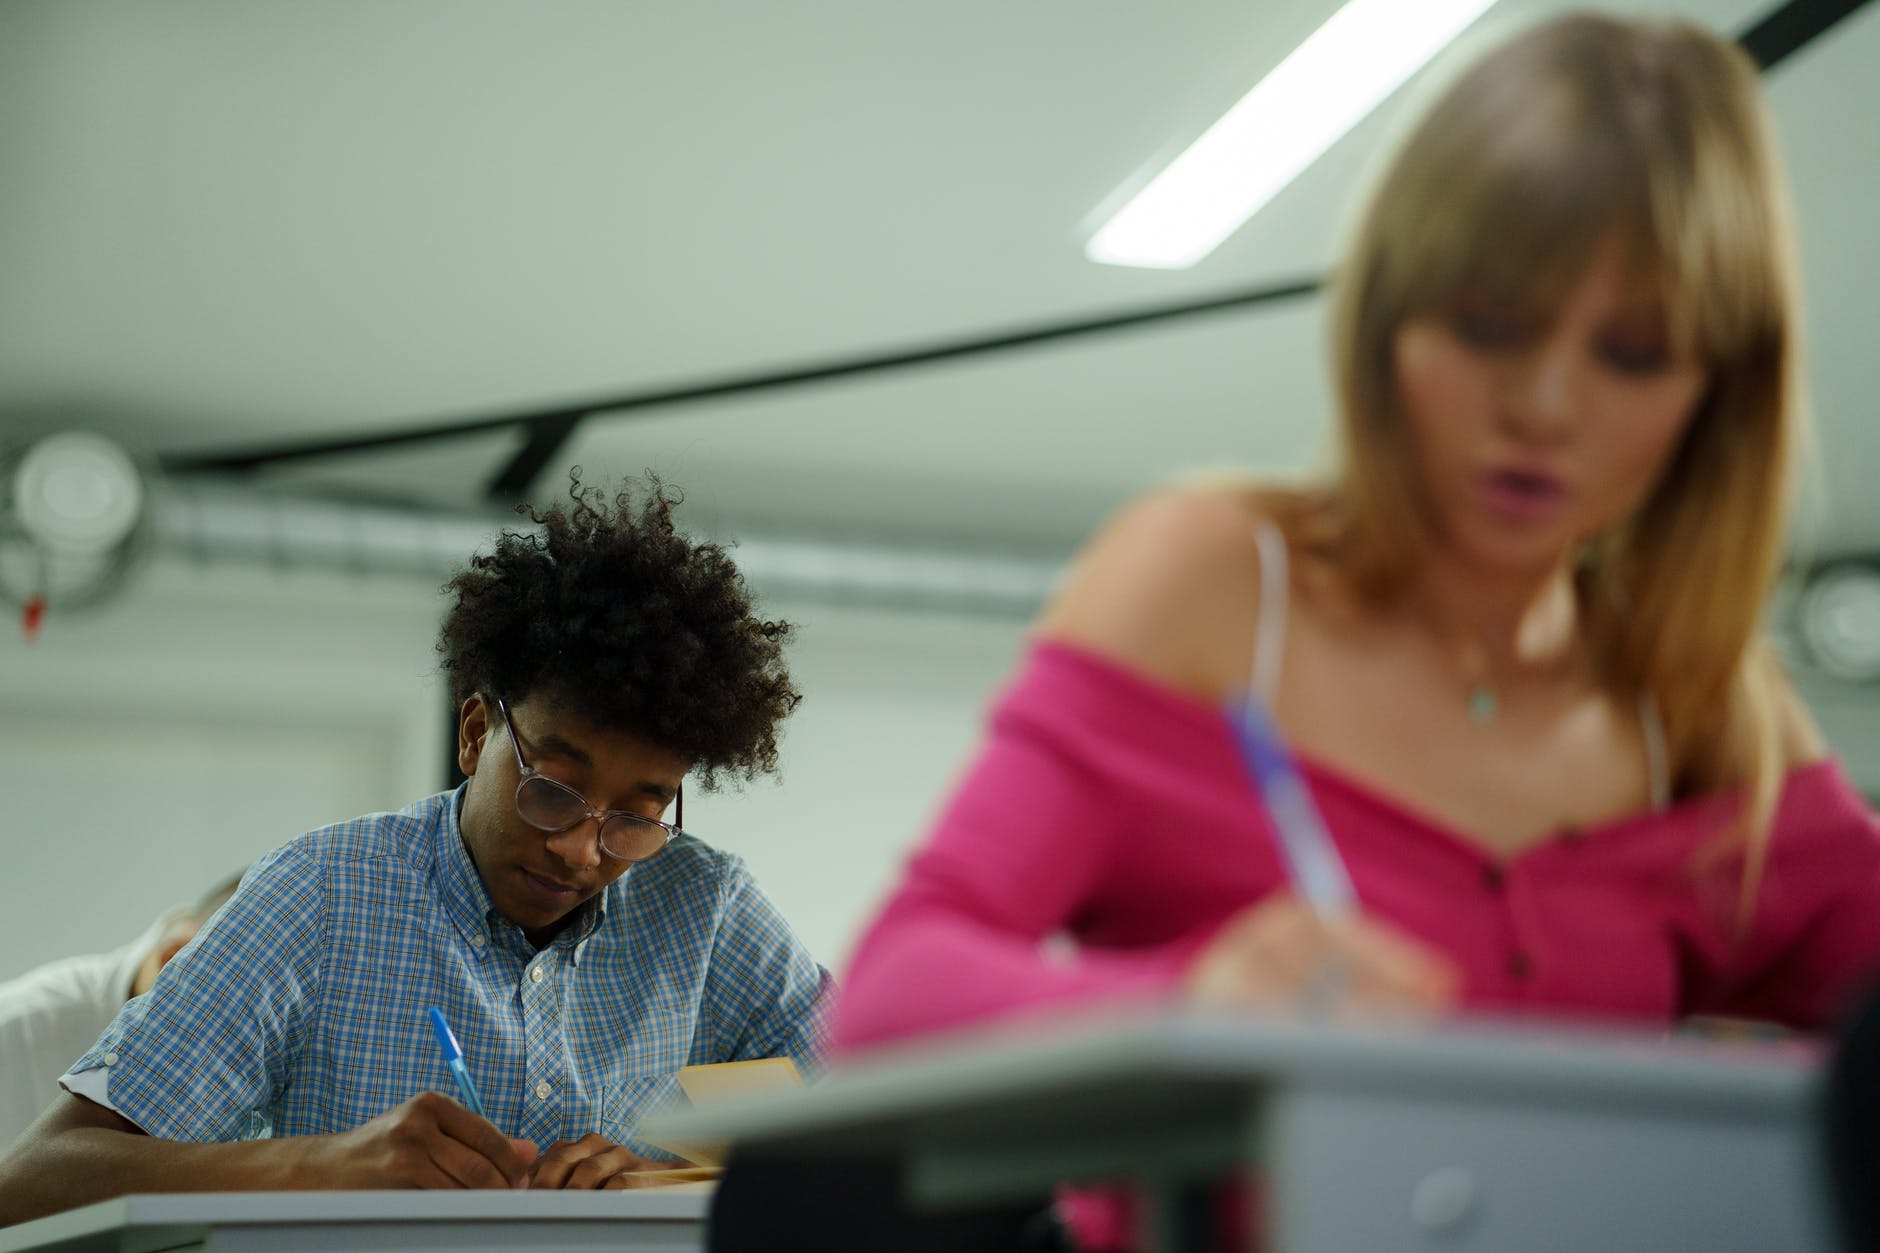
[1,0,1872,553]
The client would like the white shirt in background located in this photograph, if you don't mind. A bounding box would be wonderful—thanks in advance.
[0,914,176,1150]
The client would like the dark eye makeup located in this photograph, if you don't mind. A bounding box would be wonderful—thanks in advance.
[1447,302,1536,350]
[1442,298,1679,376]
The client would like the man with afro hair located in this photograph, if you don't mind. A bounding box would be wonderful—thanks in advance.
[0,476,830,1222]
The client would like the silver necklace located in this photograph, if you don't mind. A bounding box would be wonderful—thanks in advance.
[1453,636,1498,724]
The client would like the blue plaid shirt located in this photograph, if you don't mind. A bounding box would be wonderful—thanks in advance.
[69,788,831,1154]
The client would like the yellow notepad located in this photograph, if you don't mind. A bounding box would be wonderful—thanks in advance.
[642,1057,804,1167]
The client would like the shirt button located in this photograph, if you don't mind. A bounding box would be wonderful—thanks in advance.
[469,934,486,949]
[102,1051,119,1066]
[534,1081,552,1100]
[1509,952,1534,980]
[530,966,546,983]
[1482,865,1506,892]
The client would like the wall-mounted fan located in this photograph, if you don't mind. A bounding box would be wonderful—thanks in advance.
[0,431,153,640]
[1795,561,1880,686]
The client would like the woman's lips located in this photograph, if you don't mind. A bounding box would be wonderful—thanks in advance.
[1477,466,1568,523]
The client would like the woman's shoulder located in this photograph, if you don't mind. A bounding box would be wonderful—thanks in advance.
[1036,479,1293,701]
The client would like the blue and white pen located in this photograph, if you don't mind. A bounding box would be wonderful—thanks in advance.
[1226,698,1357,920]
[426,1007,489,1120]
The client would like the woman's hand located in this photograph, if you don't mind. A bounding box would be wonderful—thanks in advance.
[1184,894,1460,1018]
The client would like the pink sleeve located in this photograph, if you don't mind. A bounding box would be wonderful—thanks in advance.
[1696,762,1880,1031]
[832,649,1194,1052]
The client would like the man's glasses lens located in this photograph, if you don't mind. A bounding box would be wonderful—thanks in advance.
[515,776,672,862]
[596,816,671,862]
[516,776,590,830]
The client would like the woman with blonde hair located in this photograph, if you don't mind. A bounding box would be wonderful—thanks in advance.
[713,12,1880,1253]
[840,8,1879,1049]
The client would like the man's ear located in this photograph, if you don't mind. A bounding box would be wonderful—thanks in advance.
[458,695,492,778]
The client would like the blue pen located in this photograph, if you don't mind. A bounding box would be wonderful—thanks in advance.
[1226,697,1357,920]
[426,1007,490,1120]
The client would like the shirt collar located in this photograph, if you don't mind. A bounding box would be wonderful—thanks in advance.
[436,786,500,956]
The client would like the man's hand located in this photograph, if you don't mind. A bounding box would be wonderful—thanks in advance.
[302,1091,537,1190]
[529,1133,678,1189]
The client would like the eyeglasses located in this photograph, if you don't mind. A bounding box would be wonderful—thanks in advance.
[495,698,684,863]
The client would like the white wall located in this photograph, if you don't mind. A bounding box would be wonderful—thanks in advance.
[0,556,448,980]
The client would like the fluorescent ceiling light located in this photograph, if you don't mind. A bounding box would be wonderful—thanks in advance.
[1086,0,1499,270]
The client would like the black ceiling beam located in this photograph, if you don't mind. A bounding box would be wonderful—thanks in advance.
[1741,0,1871,68]
[486,411,585,501]
[159,276,1321,481]
[164,0,1870,494]
[474,276,1323,502]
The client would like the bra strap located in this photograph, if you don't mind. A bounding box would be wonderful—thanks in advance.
[1250,520,1289,707]
[1639,691,1670,811]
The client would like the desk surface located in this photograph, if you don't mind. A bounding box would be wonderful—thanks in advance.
[646,1009,1816,1155]
[0,1190,711,1253]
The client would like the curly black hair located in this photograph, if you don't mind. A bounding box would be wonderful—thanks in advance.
[438,473,799,787]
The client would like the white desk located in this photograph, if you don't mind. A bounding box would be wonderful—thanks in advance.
[648,1011,1831,1251]
[0,1189,709,1253]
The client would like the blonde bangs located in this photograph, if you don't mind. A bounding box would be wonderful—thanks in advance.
[1375,84,1646,331]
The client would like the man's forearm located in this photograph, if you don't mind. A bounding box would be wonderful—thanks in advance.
[0,1086,530,1227]
[0,1119,309,1228]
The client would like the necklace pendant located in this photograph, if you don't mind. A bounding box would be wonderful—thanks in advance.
[1468,684,1498,724]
